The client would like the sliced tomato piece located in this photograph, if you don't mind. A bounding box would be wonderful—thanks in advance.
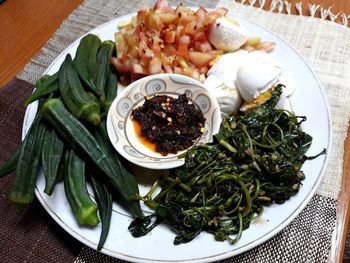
[178,13,196,25]
[121,52,129,62]
[163,64,173,73]
[174,66,182,74]
[205,8,228,25]
[164,30,176,43]
[184,20,197,35]
[158,13,177,24]
[177,44,188,58]
[111,57,130,73]
[182,67,194,77]
[114,32,126,59]
[155,6,175,14]
[132,63,147,74]
[176,56,188,68]
[136,9,147,24]
[199,66,209,75]
[191,69,200,80]
[178,35,191,45]
[148,57,162,74]
[176,24,185,38]
[205,12,220,25]
[152,44,161,57]
[163,44,177,56]
[139,56,149,66]
[188,51,216,67]
[129,45,139,58]
[175,5,191,16]
[154,0,168,10]
[145,12,164,31]
[196,6,207,16]
[207,49,224,55]
[195,7,207,29]
[139,47,153,59]
[197,40,213,52]
[194,31,207,41]
[213,7,228,16]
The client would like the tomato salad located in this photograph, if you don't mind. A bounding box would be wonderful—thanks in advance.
[111,0,232,85]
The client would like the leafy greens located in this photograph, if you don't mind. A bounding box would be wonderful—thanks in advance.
[129,85,325,245]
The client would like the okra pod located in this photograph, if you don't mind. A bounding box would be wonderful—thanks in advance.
[64,149,99,226]
[41,128,65,195]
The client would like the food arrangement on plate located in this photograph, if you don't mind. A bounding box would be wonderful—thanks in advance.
[0,0,329,261]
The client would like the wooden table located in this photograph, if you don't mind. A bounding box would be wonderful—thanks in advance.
[0,0,349,262]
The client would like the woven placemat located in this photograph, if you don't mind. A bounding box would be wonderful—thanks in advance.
[1,0,350,262]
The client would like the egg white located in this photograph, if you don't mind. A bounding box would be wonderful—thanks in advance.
[208,17,249,52]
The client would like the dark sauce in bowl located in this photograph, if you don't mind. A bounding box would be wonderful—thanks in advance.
[131,94,206,156]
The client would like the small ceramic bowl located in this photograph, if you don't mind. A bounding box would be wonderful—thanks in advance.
[106,73,221,169]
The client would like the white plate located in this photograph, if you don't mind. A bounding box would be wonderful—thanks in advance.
[23,11,331,263]
[107,73,221,170]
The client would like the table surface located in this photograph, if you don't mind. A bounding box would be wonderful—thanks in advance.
[0,0,349,262]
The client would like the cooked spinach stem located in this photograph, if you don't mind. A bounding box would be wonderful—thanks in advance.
[216,173,252,217]
[219,140,237,153]
[231,213,243,245]
[224,193,243,216]
[305,148,327,160]
[252,178,260,200]
[129,85,325,245]
[164,177,192,193]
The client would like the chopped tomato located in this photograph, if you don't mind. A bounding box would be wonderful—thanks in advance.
[132,63,147,74]
[163,44,177,56]
[147,13,164,30]
[114,32,126,59]
[184,20,196,35]
[213,7,228,16]
[148,57,162,74]
[178,35,191,45]
[112,2,231,83]
[177,44,188,58]
[197,40,213,52]
[163,64,173,73]
[194,31,207,42]
[164,30,176,43]
[158,13,177,24]
[153,0,168,10]
[174,66,182,74]
[110,57,130,73]
[188,51,216,67]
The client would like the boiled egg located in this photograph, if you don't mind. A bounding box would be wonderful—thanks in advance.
[204,50,249,115]
[208,16,249,52]
[236,51,283,102]
[204,50,290,115]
